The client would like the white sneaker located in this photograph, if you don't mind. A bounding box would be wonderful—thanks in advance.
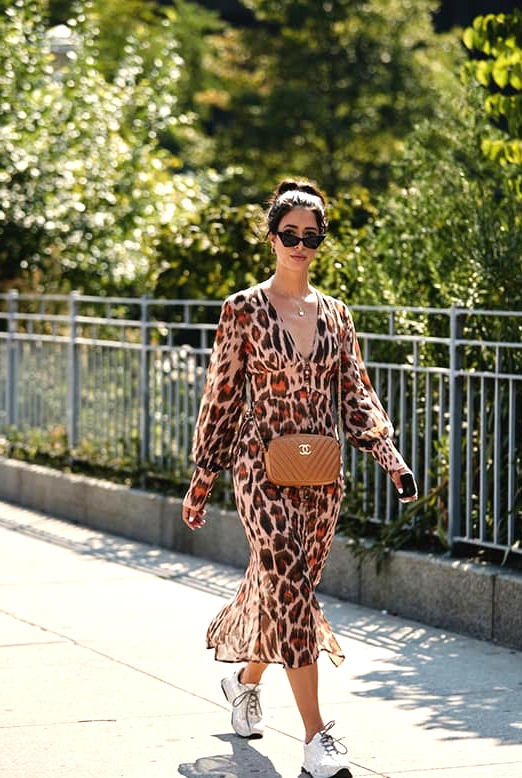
[220,668,264,738]
[302,721,352,778]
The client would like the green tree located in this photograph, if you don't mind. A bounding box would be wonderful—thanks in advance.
[45,0,222,164]
[154,195,266,300]
[462,9,522,194]
[204,0,462,199]
[0,1,215,294]
[350,13,522,315]
[355,90,522,313]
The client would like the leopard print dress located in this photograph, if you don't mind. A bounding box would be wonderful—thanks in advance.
[186,285,408,669]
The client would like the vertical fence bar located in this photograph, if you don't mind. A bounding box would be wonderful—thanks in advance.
[479,378,488,542]
[507,380,516,547]
[448,307,464,548]
[465,376,474,539]
[66,292,80,448]
[139,297,150,465]
[423,372,432,498]
[410,341,419,478]
[493,361,501,543]
[6,290,19,427]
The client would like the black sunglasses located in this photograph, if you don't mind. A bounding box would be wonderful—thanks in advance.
[276,231,326,250]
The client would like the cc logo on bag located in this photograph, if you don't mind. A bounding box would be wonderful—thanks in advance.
[298,443,312,456]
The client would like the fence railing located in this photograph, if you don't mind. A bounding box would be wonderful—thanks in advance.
[1,291,521,559]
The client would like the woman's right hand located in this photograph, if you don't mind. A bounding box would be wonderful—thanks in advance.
[182,496,207,530]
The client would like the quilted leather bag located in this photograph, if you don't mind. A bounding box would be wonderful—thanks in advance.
[263,433,341,487]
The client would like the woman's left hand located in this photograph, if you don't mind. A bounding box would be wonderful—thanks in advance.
[391,470,418,503]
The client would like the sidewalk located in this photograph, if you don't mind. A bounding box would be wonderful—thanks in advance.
[0,499,521,778]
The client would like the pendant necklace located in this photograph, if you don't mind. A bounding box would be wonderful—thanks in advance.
[294,293,310,317]
[293,291,313,317]
[268,284,309,317]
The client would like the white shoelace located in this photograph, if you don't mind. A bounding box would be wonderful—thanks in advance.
[319,720,348,756]
[232,685,262,721]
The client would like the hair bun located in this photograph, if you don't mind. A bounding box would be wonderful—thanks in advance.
[266,178,328,234]
[272,179,325,205]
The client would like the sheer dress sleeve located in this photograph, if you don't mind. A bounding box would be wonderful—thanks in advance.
[338,303,408,474]
[184,296,247,509]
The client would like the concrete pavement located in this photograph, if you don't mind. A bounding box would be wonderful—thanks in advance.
[1,498,521,778]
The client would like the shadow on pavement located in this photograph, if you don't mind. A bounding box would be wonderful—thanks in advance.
[178,733,287,778]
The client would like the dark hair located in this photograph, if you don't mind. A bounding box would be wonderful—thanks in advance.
[266,179,328,235]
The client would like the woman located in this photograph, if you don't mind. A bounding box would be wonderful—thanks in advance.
[182,179,417,778]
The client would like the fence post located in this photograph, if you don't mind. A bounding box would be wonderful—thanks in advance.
[448,306,464,549]
[139,297,150,464]
[66,291,80,448]
[6,290,19,427]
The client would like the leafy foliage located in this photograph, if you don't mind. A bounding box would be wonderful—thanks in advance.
[154,195,267,300]
[204,0,463,199]
[462,9,522,199]
[2,2,521,311]
[0,0,216,294]
[354,92,522,313]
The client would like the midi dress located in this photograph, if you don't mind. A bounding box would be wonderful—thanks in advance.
[185,285,408,669]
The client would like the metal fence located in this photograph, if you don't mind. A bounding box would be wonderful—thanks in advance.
[1,290,521,559]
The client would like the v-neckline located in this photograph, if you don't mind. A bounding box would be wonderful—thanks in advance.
[259,287,320,362]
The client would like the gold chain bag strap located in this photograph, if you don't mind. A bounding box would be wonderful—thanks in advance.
[253,299,343,487]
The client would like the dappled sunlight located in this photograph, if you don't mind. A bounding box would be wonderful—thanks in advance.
[0,501,244,598]
[319,596,522,746]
